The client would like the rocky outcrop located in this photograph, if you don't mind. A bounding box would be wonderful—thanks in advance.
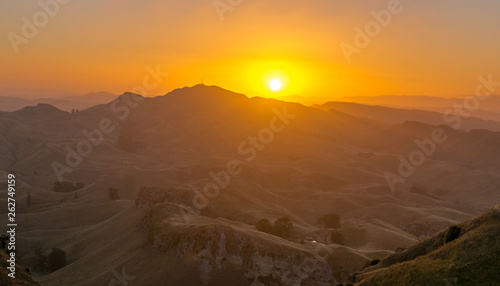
[140,202,336,286]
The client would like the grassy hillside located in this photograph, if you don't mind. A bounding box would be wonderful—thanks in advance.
[356,205,500,285]
[0,247,40,286]
[2,85,499,285]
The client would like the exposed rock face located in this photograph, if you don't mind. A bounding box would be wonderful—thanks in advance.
[140,203,335,286]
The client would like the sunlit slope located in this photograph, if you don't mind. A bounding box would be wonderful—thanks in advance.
[356,205,500,286]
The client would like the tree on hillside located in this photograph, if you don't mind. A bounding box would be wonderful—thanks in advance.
[256,219,273,234]
[329,231,345,245]
[274,217,293,238]
[256,217,294,238]
[361,259,381,270]
[444,225,461,243]
[27,192,32,208]
[34,248,48,272]
[48,248,66,272]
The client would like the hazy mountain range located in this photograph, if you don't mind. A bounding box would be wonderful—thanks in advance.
[1,85,499,285]
[334,95,500,123]
[0,92,117,112]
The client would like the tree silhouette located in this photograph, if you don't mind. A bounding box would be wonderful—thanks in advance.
[256,219,273,234]
[27,192,32,208]
[48,248,66,272]
[329,231,345,245]
[444,225,461,243]
[274,217,293,238]
[34,248,48,272]
[255,217,294,238]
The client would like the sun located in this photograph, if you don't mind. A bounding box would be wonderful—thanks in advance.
[269,79,282,92]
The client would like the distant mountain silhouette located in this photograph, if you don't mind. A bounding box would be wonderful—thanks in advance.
[0,91,117,112]
[315,101,500,132]
[335,94,500,122]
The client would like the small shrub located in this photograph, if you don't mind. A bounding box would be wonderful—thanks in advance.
[0,234,8,249]
[27,192,32,208]
[274,217,293,238]
[256,219,273,234]
[34,248,48,272]
[256,217,294,238]
[362,258,381,270]
[444,225,461,243]
[48,248,66,272]
[395,247,406,253]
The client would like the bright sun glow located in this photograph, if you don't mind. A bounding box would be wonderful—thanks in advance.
[269,79,282,92]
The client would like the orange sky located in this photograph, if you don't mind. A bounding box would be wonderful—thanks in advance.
[1,0,499,101]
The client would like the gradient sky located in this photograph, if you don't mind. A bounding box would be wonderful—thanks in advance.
[1,0,500,100]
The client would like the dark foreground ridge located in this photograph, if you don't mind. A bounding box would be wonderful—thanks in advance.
[0,237,40,286]
[356,205,500,285]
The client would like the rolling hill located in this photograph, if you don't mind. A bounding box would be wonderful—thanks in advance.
[0,85,499,285]
[314,101,500,132]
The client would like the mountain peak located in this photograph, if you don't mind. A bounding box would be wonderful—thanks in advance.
[111,92,144,103]
[14,103,62,113]
[12,103,68,119]
[162,84,248,103]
